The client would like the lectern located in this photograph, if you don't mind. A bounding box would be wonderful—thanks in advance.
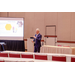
[27,38,34,52]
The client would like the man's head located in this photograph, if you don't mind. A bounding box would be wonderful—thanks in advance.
[36,28,40,34]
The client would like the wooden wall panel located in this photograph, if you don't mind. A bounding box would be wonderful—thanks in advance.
[71,12,75,41]
[0,12,7,17]
[57,12,71,41]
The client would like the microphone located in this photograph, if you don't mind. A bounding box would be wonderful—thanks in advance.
[30,37,34,39]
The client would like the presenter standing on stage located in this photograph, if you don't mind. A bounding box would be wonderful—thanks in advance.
[32,28,42,53]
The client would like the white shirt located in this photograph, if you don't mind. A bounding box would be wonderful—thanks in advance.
[34,33,39,43]
[36,33,39,38]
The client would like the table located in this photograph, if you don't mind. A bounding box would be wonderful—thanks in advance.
[40,45,75,55]
[27,38,34,52]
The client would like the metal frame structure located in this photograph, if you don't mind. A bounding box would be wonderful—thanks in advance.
[45,25,56,46]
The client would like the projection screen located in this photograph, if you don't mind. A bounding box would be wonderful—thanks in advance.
[0,17,24,40]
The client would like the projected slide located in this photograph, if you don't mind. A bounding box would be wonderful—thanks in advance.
[0,18,24,40]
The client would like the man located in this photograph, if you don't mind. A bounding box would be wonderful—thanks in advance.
[32,28,42,53]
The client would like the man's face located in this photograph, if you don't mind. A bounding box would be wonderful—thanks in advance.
[36,30,39,34]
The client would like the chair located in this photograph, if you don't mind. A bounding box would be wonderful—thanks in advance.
[9,53,20,58]
[52,55,66,62]
[34,53,47,60]
[0,60,4,62]
[0,59,4,62]
[71,57,75,62]
[57,45,62,47]
[21,53,33,59]
[0,53,8,57]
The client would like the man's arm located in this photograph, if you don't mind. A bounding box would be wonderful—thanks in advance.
[33,38,35,42]
[33,34,36,42]
[36,35,42,41]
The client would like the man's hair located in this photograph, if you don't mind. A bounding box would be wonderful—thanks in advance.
[36,28,40,31]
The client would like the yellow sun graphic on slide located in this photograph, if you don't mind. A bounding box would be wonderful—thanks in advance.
[5,24,12,30]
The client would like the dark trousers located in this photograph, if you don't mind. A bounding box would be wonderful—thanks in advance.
[1,45,5,51]
[34,46,40,53]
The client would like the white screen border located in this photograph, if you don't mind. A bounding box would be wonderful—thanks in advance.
[0,17,24,40]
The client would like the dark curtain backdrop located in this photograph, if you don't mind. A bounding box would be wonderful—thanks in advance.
[0,40,25,52]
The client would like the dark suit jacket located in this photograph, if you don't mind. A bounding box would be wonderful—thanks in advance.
[33,33,42,47]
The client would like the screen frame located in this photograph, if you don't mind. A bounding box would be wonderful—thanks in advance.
[0,17,25,41]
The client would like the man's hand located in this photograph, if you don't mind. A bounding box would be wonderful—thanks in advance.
[33,36,36,39]
[32,41,34,43]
